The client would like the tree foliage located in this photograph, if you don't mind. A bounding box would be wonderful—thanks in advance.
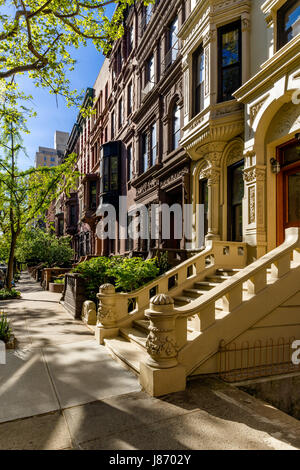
[16,227,74,267]
[0,94,79,287]
[0,0,153,106]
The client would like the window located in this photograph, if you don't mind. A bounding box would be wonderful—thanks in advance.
[111,111,115,139]
[127,145,133,181]
[150,123,157,166]
[50,157,55,162]
[146,55,155,85]
[128,82,133,115]
[118,98,123,129]
[58,218,64,237]
[193,46,205,116]
[172,104,180,150]
[70,205,77,226]
[105,83,108,103]
[128,24,134,55]
[218,21,241,102]
[141,132,149,173]
[277,0,300,49]
[102,155,119,193]
[167,17,179,66]
[89,181,97,210]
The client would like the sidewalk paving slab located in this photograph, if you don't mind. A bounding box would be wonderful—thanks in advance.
[43,340,140,408]
[0,412,72,450]
[0,349,59,423]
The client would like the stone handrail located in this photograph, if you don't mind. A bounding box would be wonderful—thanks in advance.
[176,228,300,322]
[173,227,300,375]
[96,240,247,344]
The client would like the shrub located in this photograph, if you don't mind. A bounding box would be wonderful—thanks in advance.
[73,256,160,303]
[54,278,64,285]
[0,312,11,343]
[0,289,21,300]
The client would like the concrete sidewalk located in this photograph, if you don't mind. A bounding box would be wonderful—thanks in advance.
[0,273,300,450]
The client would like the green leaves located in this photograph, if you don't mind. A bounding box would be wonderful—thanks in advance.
[0,311,12,343]
[0,1,149,107]
[16,228,74,268]
[73,255,160,302]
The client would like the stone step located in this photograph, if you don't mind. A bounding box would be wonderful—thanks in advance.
[174,296,195,305]
[120,327,147,351]
[133,319,150,334]
[215,269,240,276]
[193,281,220,290]
[104,336,148,375]
[205,275,231,283]
[183,288,205,298]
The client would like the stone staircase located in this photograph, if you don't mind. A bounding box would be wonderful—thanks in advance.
[104,267,241,375]
[96,230,300,396]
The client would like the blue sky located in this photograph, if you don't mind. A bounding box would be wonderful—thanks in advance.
[14,2,117,171]
[17,44,106,171]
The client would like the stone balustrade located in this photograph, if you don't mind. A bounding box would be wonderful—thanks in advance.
[95,240,247,344]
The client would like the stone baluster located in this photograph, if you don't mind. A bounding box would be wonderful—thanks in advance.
[139,294,186,397]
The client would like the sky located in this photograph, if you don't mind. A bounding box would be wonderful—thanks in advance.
[17,45,105,171]
[14,5,116,171]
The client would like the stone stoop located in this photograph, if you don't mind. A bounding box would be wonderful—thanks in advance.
[104,268,241,376]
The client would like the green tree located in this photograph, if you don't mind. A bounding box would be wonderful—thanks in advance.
[16,227,74,267]
[0,0,153,106]
[0,96,78,288]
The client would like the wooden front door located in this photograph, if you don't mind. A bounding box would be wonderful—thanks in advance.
[277,139,300,245]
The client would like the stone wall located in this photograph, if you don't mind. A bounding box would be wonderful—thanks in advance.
[240,374,300,420]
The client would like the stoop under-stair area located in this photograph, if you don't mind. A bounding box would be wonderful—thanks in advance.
[95,229,300,396]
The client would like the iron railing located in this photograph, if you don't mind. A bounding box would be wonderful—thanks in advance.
[218,337,300,382]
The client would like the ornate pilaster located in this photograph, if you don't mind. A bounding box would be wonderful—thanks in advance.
[243,163,267,258]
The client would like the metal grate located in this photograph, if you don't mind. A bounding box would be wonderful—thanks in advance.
[218,337,300,383]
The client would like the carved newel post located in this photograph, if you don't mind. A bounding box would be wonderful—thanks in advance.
[96,284,119,345]
[97,284,117,328]
[139,294,186,397]
[145,294,178,369]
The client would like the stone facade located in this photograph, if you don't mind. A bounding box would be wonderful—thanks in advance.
[56,0,299,268]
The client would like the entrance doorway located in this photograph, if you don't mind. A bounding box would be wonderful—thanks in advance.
[227,160,244,242]
[277,139,300,245]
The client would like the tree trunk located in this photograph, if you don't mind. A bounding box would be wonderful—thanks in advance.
[6,232,17,289]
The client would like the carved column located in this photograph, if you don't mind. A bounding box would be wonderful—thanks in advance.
[206,167,221,241]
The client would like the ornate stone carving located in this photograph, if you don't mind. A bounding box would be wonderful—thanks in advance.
[242,18,251,32]
[146,331,177,358]
[227,144,243,166]
[136,179,159,197]
[248,186,256,224]
[145,293,178,369]
[151,294,174,306]
[243,167,266,183]
[267,102,300,143]
[250,96,269,126]
[160,167,189,190]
